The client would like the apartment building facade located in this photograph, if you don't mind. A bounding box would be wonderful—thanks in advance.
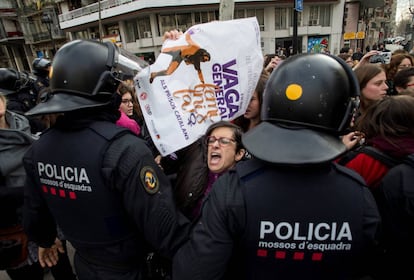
[58,0,346,62]
[343,0,395,51]
[0,0,395,71]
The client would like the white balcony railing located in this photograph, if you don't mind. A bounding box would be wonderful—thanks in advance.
[59,0,134,22]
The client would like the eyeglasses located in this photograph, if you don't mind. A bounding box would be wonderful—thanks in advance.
[206,136,236,146]
[121,99,133,105]
[398,64,412,69]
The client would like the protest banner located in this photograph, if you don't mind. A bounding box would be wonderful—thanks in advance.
[134,17,263,156]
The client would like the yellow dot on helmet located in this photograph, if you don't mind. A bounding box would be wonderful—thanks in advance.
[286,84,303,100]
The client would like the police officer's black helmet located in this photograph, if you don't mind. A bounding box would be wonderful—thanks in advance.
[32,58,51,77]
[0,68,33,95]
[26,39,148,116]
[242,53,360,164]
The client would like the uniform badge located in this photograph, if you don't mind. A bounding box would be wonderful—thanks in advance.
[140,166,159,194]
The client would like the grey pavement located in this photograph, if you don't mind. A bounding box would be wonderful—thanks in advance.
[0,242,76,280]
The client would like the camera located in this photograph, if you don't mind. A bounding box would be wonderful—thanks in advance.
[369,51,391,64]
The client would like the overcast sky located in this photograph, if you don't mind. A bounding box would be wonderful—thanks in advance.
[397,0,411,23]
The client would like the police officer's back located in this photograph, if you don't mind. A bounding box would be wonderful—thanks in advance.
[173,54,381,280]
[22,40,189,279]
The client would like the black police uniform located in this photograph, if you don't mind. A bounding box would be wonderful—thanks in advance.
[376,155,414,279]
[23,120,189,279]
[5,88,37,114]
[32,75,49,98]
[173,158,381,280]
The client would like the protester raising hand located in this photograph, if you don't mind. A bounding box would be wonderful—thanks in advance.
[353,50,381,70]
[163,29,183,41]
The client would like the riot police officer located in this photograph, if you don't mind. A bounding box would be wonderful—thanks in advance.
[23,39,190,279]
[0,68,46,133]
[0,68,37,113]
[173,53,381,279]
[31,57,51,98]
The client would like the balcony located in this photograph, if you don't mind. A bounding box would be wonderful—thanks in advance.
[59,0,134,22]
[24,30,52,44]
[58,0,217,29]
[0,0,18,18]
[0,30,24,44]
[17,5,42,17]
[0,0,15,9]
[0,10,18,18]
[6,31,23,37]
[0,18,24,40]
[23,28,66,44]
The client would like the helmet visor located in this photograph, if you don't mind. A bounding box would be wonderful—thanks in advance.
[111,45,148,81]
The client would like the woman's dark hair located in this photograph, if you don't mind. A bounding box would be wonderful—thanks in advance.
[356,95,414,147]
[337,53,352,62]
[394,67,414,90]
[205,120,244,152]
[255,70,269,109]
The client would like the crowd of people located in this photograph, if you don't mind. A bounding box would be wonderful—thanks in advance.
[1,29,414,280]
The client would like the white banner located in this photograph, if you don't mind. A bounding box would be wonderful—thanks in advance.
[134,17,263,156]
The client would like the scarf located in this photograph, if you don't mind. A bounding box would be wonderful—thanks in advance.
[370,136,414,158]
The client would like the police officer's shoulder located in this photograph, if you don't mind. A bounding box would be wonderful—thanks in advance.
[208,170,245,212]
[89,121,132,140]
[234,158,266,180]
[103,129,156,190]
[105,129,149,155]
[379,160,414,198]
[333,162,366,186]
[213,159,265,198]
[381,155,414,184]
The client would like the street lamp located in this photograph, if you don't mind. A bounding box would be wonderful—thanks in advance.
[41,13,56,55]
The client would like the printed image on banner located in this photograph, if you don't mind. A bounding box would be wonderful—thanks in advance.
[134,17,263,156]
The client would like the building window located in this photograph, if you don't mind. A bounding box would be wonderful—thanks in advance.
[309,5,331,27]
[194,11,218,24]
[275,8,287,29]
[125,19,138,43]
[320,5,331,27]
[309,6,319,26]
[159,15,175,34]
[137,17,152,39]
[176,13,192,31]
[159,13,192,34]
[125,17,151,42]
[234,9,245,19]
[73,30,88,40]
[235,8,264,31]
